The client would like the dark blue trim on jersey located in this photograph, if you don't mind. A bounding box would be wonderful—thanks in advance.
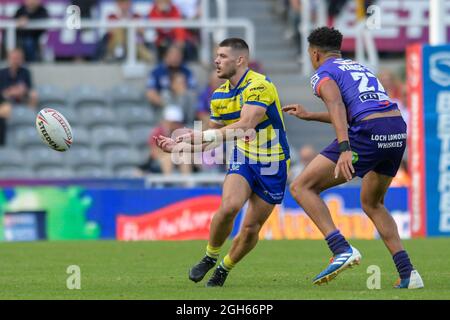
[255,118,271,131]
[210,116,222,120]
[220,110,242,120]
[265,102,290,158]
[245,101,269,108]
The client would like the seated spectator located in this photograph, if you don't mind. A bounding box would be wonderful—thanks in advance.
[161,72,196,125]
[0,48,38,108]
[149,0,198,61]
[288,144,317,183]
[14,0,49,62]
[100,0,153,63]
[391,160,410,187]
[197,70,225,127]
[172,0,201,19]
[138,106,192,176]
[71,0,98,18]
[0,93,12,146]
[146,45,196,110]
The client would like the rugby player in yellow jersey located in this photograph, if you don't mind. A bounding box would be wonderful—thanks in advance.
[154,38,290,287]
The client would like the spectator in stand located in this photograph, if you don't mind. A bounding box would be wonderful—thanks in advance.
[161,71,197,125]
[71,0,98,18]
[100,0,153,63]
[197,70,225,127]
[148,0,197,61]
[14,0,49,62]
[0,93,12,146]
[391,160,410,187]
[139,106,192,175]
[172,0,201,19]
[0,48,38,108]
[146,45,196,110]
[288,144,317,183]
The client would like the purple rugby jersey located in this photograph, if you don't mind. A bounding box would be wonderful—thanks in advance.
[310,58,398,126]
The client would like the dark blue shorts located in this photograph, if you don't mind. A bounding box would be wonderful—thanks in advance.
[321,116,407,178]
[227,151,290,205]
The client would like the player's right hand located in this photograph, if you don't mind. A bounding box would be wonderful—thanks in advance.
[282,104,310,120]
[154,135,177,153]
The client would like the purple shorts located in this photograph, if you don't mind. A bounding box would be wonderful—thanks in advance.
[321,116,407,178]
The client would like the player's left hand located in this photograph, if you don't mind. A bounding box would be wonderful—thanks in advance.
[335,151,355,181]
[154,135,177,153]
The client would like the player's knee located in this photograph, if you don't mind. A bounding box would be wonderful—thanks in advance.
[219,200,242,219]
[361,198,383,214]
[240,224,260,241]
[289,181,308,202]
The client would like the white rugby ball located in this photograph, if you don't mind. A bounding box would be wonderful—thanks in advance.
[36,108,73,152]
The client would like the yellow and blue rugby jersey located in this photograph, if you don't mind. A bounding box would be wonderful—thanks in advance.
[210,69,290,162]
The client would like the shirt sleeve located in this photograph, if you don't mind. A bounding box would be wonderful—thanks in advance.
[242,80,274,108]
[310,70,332,98]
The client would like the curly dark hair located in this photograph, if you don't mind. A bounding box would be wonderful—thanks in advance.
[307,27,343,52]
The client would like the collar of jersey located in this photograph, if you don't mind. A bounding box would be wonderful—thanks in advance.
[227,68,250,92]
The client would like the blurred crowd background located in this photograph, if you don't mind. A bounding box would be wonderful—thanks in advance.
[0,0,410,187]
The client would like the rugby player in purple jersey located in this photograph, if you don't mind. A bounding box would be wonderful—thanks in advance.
[284,27,423,289]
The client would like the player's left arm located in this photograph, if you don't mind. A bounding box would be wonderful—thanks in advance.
[319,79,355,181]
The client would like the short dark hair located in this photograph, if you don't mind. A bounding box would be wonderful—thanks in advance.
[307,27,343,52]
[219,38,249,52]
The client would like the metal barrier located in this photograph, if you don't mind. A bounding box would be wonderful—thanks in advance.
[0,0,254,76]
[299,0,450,76]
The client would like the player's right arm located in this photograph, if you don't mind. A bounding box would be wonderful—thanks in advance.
[319,79,354,181]
[282,104,331,123]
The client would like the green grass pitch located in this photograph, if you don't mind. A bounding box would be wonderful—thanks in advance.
[0,239,449,299]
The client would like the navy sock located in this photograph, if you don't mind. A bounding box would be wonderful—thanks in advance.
[325,230,351,256]
[393,250,414,280]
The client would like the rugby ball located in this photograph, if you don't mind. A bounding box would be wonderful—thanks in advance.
[36,108,73,152]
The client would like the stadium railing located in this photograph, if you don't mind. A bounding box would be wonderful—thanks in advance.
[298,0,450,76]
[0,0,255,76]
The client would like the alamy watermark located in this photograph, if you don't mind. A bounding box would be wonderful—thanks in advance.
[167,121,286,176]
[66,265,81,290]
[66,5,81,30]
[366,265,381,290]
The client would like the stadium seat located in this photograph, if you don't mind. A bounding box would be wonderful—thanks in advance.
[69,127,91,147]
[13,127,44,149]
[70,85,110,110]
[26,146,66,170]
[116,105,156,128]
[127,125,154,149]
[66,147,103,170]
[0,167,34,179]
[104,146,142,171]
[114,166,140,178]
[37,84,68,109]
[110,83,144,106]
[35,167,75,179]
[0,148,25,168]
[80,106,116,130]
[9,106,36,130]
[76,166,113,178]
[91,126,130,151]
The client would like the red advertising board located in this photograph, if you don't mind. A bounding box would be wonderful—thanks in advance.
[406,43,427,237]
[117,195,221,241]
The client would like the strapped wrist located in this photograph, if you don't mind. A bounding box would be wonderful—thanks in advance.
[202,129,218,142]
[338,140,351,153]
